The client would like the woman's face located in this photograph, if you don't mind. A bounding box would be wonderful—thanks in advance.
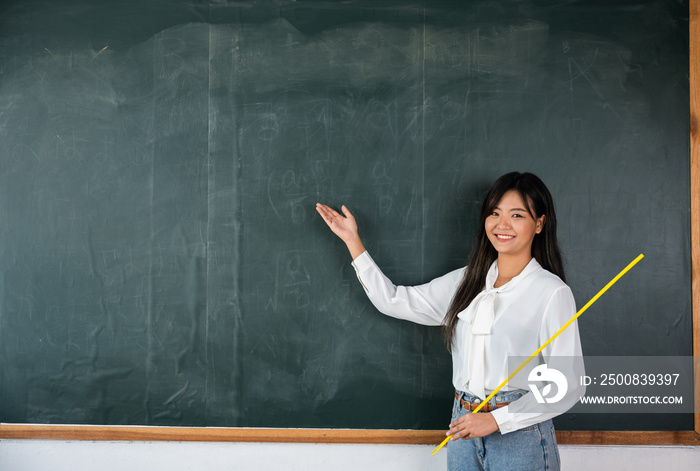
[485,190,545,260]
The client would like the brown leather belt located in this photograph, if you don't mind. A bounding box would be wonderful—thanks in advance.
[455,391,510,412]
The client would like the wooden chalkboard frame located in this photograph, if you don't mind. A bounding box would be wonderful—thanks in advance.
[0,0,698,447]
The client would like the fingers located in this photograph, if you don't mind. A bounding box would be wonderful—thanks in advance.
[315,203,339,226]
[448,417,470,441]
[447,412,499,441]
[316,203,351,226]
[316,203,339,218]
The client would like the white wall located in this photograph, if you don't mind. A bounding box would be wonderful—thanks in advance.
[1,441,700,471]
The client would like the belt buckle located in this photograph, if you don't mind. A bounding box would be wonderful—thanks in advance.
[457,391,488,412]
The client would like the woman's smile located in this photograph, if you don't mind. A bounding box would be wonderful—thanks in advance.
[494,234,515,242]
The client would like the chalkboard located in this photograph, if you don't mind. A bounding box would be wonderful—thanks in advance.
[0,0,692,434]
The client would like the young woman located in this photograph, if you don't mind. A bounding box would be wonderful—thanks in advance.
[316,172,584,471]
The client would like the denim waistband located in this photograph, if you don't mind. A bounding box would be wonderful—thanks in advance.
[455,388,528,408]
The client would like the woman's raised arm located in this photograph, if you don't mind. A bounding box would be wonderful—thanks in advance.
[315,203,366,260]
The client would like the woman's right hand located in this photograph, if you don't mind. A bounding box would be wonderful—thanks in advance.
[316,203,366,259]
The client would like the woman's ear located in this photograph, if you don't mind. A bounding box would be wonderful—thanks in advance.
[536,215,546,234]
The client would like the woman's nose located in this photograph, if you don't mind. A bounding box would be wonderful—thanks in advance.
[496,215,511,228]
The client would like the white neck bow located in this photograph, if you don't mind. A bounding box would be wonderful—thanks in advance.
[457,259,537,399]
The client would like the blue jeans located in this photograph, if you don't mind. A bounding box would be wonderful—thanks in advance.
[447,389,560,471]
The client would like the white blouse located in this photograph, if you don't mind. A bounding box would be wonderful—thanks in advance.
[351,251,585,434]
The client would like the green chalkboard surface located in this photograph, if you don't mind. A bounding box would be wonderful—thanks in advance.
[0,0,691,431]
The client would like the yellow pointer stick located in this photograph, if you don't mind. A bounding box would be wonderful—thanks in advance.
[431,253,645,455]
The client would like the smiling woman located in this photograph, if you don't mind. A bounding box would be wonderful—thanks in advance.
[441,173,566,349]
[316,172,584,471]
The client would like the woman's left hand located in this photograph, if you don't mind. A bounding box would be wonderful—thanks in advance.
[448,412,499,440]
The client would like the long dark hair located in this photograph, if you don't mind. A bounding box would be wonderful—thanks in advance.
[441,172,565,348]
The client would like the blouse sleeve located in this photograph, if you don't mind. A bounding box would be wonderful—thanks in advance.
[351,251,466,326]
[491,285,586,433]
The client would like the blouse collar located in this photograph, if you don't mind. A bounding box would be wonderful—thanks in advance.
[485,257,542,291]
